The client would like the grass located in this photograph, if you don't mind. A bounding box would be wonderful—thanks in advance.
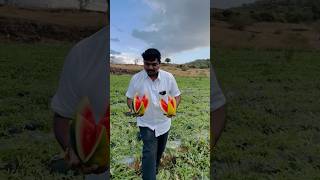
[0,42,210,179]
[212,48,320,179]
[0,42,85,179]
[110,74,210,179]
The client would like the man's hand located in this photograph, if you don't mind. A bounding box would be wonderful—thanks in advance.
[65,147,107,174]
[54,113,107,175]
[81,164,108,174]
[164,114,175,118]
[64,147,81,170]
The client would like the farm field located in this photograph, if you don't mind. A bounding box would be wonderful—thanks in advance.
[0,42,89,179]
[110,74,210,179]
[0,42,210,179]
[212,48,320,179]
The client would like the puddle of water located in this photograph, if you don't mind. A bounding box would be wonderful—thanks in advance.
[118,156,135,166]
[167,139,181,149]
[196,130,209,142]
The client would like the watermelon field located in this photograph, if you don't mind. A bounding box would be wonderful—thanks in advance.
[212,48,320,179]
[110,75,210,179]
[1,42,319,179]
[0,42,210,179]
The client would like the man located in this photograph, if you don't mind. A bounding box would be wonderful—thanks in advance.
[51,27,109,179]
[211,66,226,147]
[210,65,226,177]
[126,48,181,180]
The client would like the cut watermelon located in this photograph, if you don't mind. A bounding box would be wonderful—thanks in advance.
[132,94,149,116]
[160,96,177,116]
[70,97,109,167]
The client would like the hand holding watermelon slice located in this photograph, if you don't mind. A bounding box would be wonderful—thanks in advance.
[160,95,177,117]
[131,93,149,116]
[68,97,109,174]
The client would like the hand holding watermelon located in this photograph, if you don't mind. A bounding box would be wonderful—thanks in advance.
[68,97,109,174]
[160,95,177,118]
[131,93,149,116]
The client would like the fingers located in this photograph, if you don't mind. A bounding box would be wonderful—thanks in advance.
[81,164,99,174]
[65,148,81,169]
[81,164,108,174]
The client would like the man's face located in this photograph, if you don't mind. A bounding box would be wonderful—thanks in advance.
[144,59,160,77]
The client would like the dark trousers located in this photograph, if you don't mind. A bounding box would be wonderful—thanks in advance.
[139,127,169,180]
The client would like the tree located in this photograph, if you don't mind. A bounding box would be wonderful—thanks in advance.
[134,58,140,65]
[165,58,171,64]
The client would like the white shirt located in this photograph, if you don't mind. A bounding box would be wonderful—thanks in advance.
[126,69,181,137]
[51,27,109,180]
[211,67,226,111]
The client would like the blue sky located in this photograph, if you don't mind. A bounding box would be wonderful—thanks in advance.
[110,0,210,64]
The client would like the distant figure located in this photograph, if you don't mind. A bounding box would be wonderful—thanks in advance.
[126,48,181,180]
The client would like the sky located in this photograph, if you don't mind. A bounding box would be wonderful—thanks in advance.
[110,0,210,64]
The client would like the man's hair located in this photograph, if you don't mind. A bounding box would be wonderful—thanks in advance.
[142,48,161,63]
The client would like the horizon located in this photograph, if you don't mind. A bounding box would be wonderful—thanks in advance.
[211,0,257,9]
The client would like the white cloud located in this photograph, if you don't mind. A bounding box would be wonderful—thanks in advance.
[132,0,210,55]
[110,52,142,64]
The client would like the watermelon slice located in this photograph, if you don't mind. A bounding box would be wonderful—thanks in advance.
[70,97,109,166]
[160,96,177,116]
[132,94,149,116]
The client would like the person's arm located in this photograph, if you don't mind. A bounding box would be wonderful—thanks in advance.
[174,95,181,108]
[53,113,81,168]
[127,97,133,111]
[53,113,107,174]
[211,105,226,147]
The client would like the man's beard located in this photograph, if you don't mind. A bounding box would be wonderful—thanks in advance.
[147,70,158,77]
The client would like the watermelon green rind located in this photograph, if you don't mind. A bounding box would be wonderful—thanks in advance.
[85,125,108,167]
[160,96,176,116]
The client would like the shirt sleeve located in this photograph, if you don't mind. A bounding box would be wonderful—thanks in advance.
[125,76,136,99]
[51,45,81,119]
[211,67,226,111]
[169,74,181,97]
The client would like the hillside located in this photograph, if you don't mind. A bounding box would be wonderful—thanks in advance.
[185,59,210,69]
[0,5,106,42]
[214,0,320,23]
[212,6,320,50]
[110,64,209,77]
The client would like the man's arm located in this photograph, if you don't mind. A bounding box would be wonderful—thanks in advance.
[53,113,71,151]
[53,113,82,168]
[211,105,226,147]
[127,97,133,111]
[53,113,107,174]
[174,95,181,108]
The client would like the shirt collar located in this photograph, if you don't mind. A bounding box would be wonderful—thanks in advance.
[143,69,161,81]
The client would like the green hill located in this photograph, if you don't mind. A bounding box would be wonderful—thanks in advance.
[213,0,320,23]
[184,59,210,69]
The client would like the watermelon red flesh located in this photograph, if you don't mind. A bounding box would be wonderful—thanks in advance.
[76,106,102,162]
[133,96,142,113]
[160,99,168,113]
[142,95,149,109]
